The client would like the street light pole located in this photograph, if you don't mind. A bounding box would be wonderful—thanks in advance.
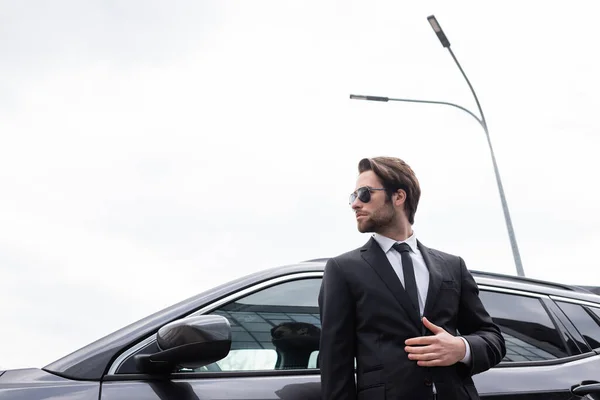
[349,15,525,277]
[427,15,525,277]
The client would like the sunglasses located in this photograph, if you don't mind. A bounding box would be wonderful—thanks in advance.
[349,186,386,204]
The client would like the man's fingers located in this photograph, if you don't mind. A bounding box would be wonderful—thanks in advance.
[405,345,435,354]
[405,336,435,346]
[422,317,444,334]
[407,352,438,361]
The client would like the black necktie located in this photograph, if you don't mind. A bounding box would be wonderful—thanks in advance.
[393,242,420,315]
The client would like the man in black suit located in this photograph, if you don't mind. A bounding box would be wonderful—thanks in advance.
[318,157,506,400]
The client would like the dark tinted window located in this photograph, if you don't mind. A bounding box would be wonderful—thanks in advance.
[557,302,600,350]
[188,278,322,372]
[479,291,569,362]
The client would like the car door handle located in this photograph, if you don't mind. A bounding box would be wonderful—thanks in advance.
[572,381,600,397]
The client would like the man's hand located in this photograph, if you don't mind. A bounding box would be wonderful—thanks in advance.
[404,317,466,367]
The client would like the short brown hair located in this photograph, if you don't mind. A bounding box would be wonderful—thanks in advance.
[358,157,421,224]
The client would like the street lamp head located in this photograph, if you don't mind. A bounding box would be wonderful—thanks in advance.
[427,15,451,48]
[349,94,389,102]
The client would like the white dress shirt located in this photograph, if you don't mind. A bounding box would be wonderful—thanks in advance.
[372,232,472,365]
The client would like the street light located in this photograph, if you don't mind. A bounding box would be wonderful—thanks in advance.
[350,15,526,277]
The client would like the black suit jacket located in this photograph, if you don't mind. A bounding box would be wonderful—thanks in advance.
[318,238,506,400]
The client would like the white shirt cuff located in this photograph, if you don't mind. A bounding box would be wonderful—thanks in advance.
[459,336,472,364]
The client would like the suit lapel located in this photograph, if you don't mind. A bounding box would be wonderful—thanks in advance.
[361,237,421,328]
[419,241,443,318]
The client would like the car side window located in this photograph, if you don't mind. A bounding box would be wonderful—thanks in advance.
[184,278,322,373]
[557,302,600,350]
[479,290,569,363]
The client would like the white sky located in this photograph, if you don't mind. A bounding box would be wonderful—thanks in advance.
[1,1,599,370]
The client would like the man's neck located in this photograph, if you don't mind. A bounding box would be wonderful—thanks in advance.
[377,225,413,242]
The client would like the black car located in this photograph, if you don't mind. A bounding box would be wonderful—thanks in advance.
[1,259,600,399]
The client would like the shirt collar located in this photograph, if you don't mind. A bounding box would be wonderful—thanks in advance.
[373,232,418,254]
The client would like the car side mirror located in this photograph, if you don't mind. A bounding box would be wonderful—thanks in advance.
[134,315,231,374]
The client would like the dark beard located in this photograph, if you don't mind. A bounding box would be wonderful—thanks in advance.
[357,204,395,233]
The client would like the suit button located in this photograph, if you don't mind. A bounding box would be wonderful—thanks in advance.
[424,379,432,386]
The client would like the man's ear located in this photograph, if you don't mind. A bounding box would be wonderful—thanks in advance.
[394,189,407,206]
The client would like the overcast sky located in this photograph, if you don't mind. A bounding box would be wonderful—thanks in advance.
[1,1,599,370]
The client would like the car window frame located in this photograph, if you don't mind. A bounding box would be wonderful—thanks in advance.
[477,285,594,367]
[549,295,600,351]
[541,297,590,354]
[586,305,600,327]
[107,272,323,376]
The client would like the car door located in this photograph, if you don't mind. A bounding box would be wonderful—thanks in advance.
[101,272,323,400]
[472,286,600,400]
